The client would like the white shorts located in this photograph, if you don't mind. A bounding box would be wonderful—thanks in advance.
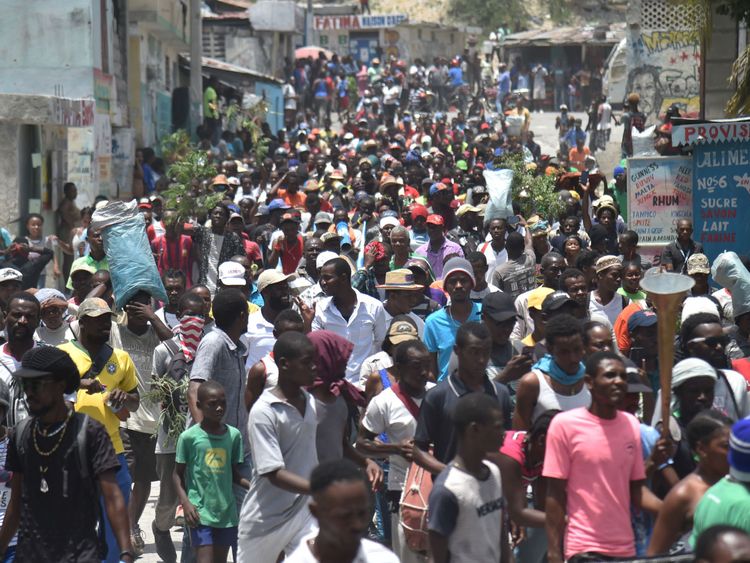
[237,506,317,563]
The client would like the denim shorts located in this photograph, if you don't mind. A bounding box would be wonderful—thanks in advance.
[189,525,238,548]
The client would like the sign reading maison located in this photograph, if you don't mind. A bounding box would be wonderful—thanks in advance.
[313,14,408,31]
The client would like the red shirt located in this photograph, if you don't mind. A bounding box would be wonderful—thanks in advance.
[499,430,540,488]
[151,235,194,287]
[279,235,304,274]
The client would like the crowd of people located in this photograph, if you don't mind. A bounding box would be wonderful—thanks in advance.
[0,48,747,563]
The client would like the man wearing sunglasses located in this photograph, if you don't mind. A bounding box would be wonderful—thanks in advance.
[678,312,749,422]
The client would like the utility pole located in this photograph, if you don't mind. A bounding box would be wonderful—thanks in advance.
[189,0,202,139]
[306,0,313,46]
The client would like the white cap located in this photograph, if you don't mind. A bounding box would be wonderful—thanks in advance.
[315,251,339,271]
[218,262,246,286]
[0,268,23,284]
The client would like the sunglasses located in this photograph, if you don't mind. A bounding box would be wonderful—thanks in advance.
[687,335,730,348]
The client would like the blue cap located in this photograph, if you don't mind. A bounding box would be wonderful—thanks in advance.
[267,199,290,211]
[627,310,658,333]
[730,418,750,482]
[614,165,626,176]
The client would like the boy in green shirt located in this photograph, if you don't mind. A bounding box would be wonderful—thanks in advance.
[175,380,249,562]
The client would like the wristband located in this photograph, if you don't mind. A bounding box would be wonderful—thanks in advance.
[656,458,674,471]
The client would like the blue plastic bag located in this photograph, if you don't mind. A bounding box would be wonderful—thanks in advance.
[91,200,167,309]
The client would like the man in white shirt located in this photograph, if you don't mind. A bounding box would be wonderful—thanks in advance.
[285,459,399,563]
[358,340,433,562]
[312,257,387,385]
[244,270,295,369]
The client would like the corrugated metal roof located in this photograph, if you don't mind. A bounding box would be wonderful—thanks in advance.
[179,54,282,84]
[502,24,625,46]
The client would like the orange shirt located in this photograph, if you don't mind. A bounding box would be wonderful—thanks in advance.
[278,189,307,210]
[568,146,590,171]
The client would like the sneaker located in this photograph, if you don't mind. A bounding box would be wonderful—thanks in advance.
[131,525,145,556]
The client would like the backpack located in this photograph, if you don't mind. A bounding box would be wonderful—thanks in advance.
[15,413,108,559]
[161,339,192,426]
[399,461,433,553]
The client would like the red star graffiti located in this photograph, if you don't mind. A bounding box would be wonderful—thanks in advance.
[680,51,689,61]
[670,57,677,64]
[693,52,701,61]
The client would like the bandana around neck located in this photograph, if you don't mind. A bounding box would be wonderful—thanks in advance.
[533,354,585,386]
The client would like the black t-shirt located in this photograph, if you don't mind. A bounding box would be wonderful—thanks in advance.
[6,413,120,562]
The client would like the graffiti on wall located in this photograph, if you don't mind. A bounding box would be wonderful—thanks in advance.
[627,30,700,123]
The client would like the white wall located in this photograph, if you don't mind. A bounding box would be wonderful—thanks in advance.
[0,0,95,99]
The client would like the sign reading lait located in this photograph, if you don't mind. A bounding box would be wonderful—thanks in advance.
[627,156,692,247]
[313,14,408,30]
[692,140,750,262]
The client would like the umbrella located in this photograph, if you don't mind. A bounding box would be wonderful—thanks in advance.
[295,46,334,60]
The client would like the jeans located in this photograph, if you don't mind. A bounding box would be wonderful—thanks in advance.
[554,85,565,109]
[101,453,132,563]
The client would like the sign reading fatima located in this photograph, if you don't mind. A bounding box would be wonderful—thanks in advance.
[313,14,408,30]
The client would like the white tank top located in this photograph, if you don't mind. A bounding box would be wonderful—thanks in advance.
[531,369,591,422]
[261,354,279,389]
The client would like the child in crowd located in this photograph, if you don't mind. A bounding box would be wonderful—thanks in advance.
[174,380,249,563]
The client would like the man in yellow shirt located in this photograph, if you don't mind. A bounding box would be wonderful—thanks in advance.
[59,297,140,563]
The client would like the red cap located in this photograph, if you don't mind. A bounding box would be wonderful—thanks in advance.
[410,204,429,220]
[426,214,445,226]
[480,122,490,130]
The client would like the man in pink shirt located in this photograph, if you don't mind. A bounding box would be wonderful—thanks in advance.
[543,350,646,562]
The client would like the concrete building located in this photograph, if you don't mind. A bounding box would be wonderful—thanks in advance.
[0,0,127,227]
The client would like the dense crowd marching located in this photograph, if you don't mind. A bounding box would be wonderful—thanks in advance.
[0,51,746,563]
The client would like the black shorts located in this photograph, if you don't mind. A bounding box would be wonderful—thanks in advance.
[123,428,158,482]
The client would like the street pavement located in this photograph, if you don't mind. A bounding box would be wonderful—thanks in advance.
[138,482,185,562]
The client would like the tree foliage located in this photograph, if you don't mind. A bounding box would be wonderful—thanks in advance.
[495,153,564,220]
[448,0,528,32]
[162,150,221,226]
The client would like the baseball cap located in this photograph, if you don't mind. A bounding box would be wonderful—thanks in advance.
[527,287,555,311]
[379,216,400,229]
[624,361,653,394]
[314,212,333,226]
[0,268,23,284]
[482,292,517,322]
[211,174,229,187]
[542,291,580,314]
[228,212,244,223]
[77,298,112,319]
[595,255,623,274]
[429,182,450,197]
[218,262,246,286]
[280,212,300,225]
[267,199,291,212]
[410,205,429,220]
[387,319,419,345]
[256,270,294,293]
[442,257,475,286]
[426,214,445,227]
[315,251,339,271]
[138,197,152,210]
[35,288,68,308]
[456,204,480,218]
[729,418,750,482]
[627,310,658,333]
[13,347,81,394]
[687,253,710,275]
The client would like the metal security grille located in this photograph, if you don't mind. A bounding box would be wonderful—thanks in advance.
[640,0,702,30]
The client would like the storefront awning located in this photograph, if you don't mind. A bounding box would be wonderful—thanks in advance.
[671,117,750,146]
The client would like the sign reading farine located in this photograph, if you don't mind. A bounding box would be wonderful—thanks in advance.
[313,14,408,31]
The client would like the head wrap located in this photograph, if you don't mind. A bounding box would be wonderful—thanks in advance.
[306,330,364,407]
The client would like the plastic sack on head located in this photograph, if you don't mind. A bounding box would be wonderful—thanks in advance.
[482,168,514,225]
[90,199,167,310]
[712,251,750,319]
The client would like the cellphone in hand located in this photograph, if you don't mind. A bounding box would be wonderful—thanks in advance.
[579,170,590,186]
[629,346,646,366]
